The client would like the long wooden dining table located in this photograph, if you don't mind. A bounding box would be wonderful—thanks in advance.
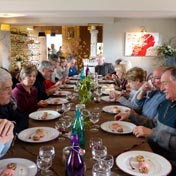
[2,90,152,176]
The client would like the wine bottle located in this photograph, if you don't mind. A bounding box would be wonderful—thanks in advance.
[65,134,85,176]
[72,105,85,149]
[85,65,89,76]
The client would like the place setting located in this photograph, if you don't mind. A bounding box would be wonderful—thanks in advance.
[0,158,38,176]
[29,110,61,121]
[17,127,59,143]
[52,90,72,97]
[102,105,130,114]
[46,97,68,105]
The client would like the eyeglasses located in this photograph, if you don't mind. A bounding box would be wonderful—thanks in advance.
[151,77,160,80]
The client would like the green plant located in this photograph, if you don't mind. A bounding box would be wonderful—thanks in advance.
[76,73,95,104]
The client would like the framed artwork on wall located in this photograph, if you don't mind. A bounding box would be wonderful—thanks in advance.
[125,32,159,56]
[62,26,80,40]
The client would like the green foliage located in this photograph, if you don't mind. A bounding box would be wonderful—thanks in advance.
[76,73,95,104]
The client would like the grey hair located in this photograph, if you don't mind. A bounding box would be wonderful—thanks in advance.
[163,66,176,81]
[38,60,53,71]
[0,68,12,87]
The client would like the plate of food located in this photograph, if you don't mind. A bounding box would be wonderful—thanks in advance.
[29,110,61,120]
[102,105,130,114]
[101,96,116,102]
[98,79,115,84]
[46,97,68,105]
[0,158,37,176]
[66,80,78,84]
[101,121,136,134]
[116,151,172,176]
[53,90,71,96]
[59,84,74,89]
[18,127,59,143]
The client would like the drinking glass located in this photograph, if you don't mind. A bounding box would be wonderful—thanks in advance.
[103,154,114,169]
[39,145,55,159]
[89,137,103,149]
[92,145,107,161]
[36,155,52,176]
[62,115,73,136]
[55,119,66,141]
[89,108,101,132]
[92,160,111,176]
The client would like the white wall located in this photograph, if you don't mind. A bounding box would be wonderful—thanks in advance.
[103,18,176,74]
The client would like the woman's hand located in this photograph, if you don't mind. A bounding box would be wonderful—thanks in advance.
[38,100,48,107]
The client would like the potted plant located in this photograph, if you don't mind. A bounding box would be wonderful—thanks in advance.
[157,40,176,66]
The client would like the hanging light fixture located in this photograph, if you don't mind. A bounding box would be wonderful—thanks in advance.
[0,24,10,31]
[50,32,56,37]
[38,31,46,37]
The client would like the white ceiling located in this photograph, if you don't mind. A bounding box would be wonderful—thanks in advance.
[1,0,176,25]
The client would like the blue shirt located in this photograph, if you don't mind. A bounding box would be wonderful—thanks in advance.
[0,141,12,158]
[68,66,78,77]
[135,90,165,119]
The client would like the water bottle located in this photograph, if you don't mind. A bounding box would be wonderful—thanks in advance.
[65,134,85,176]
[72,105,85,149]
[85,65,89,76]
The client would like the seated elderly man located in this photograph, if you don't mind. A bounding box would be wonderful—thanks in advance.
[95,55,114,76]
[133,66,166,119]
[0,119,14,158]
[114,67,176,176]
[0,68,28,133]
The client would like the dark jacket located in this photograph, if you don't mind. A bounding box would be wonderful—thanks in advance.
[95,63,114,76]
[34,71,48,101]
[0,103,28,133]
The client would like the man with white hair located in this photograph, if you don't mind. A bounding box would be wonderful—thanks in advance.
[0,68,28,133]
[95,55,114,76]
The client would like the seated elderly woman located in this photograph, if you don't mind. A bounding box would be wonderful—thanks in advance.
[110,67,146,110]
[12,64,48,116]
[0,119,14,158]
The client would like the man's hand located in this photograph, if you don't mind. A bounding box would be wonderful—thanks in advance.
[0,119,14,144]
[133,126,152,138]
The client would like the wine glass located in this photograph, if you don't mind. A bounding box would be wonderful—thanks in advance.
[103,154,114,169]
[89,108,101,132]
[62,115,73,136]
[55,119,66,141]
[89,137,103,149]
[92,160,111,176]
[39,145,55,159]
[36,155,52,176]
[92,144,107,161]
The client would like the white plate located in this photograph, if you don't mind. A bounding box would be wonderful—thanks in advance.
[59,84,74,89]
[0,158,37,176]
[102,105,130,114]
[116,151,172,176]
[98,79,115,83]
[53,90,71,96]
[18,127,59,143]
[66,80,78,84]
[101,96,116,102]
[46,97,68,105]
[29,110,60,120]
[101,121,136,134]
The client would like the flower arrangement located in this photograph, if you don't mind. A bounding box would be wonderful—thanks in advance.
[75,73,95,104]
[157,44,176,57]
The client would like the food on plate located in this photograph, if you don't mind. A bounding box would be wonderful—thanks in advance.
[0,168,15,176]
[138,161,149,174]
[6,163,16,170]
[136,155,145,162]
[32,134,41,141]
[113,107,120,113]
[102,84,115,91]
[111,123,123,132]
[0,163,17,176]
[35,129,45,138]
[39,112,48,120]
[53,99,61,104]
